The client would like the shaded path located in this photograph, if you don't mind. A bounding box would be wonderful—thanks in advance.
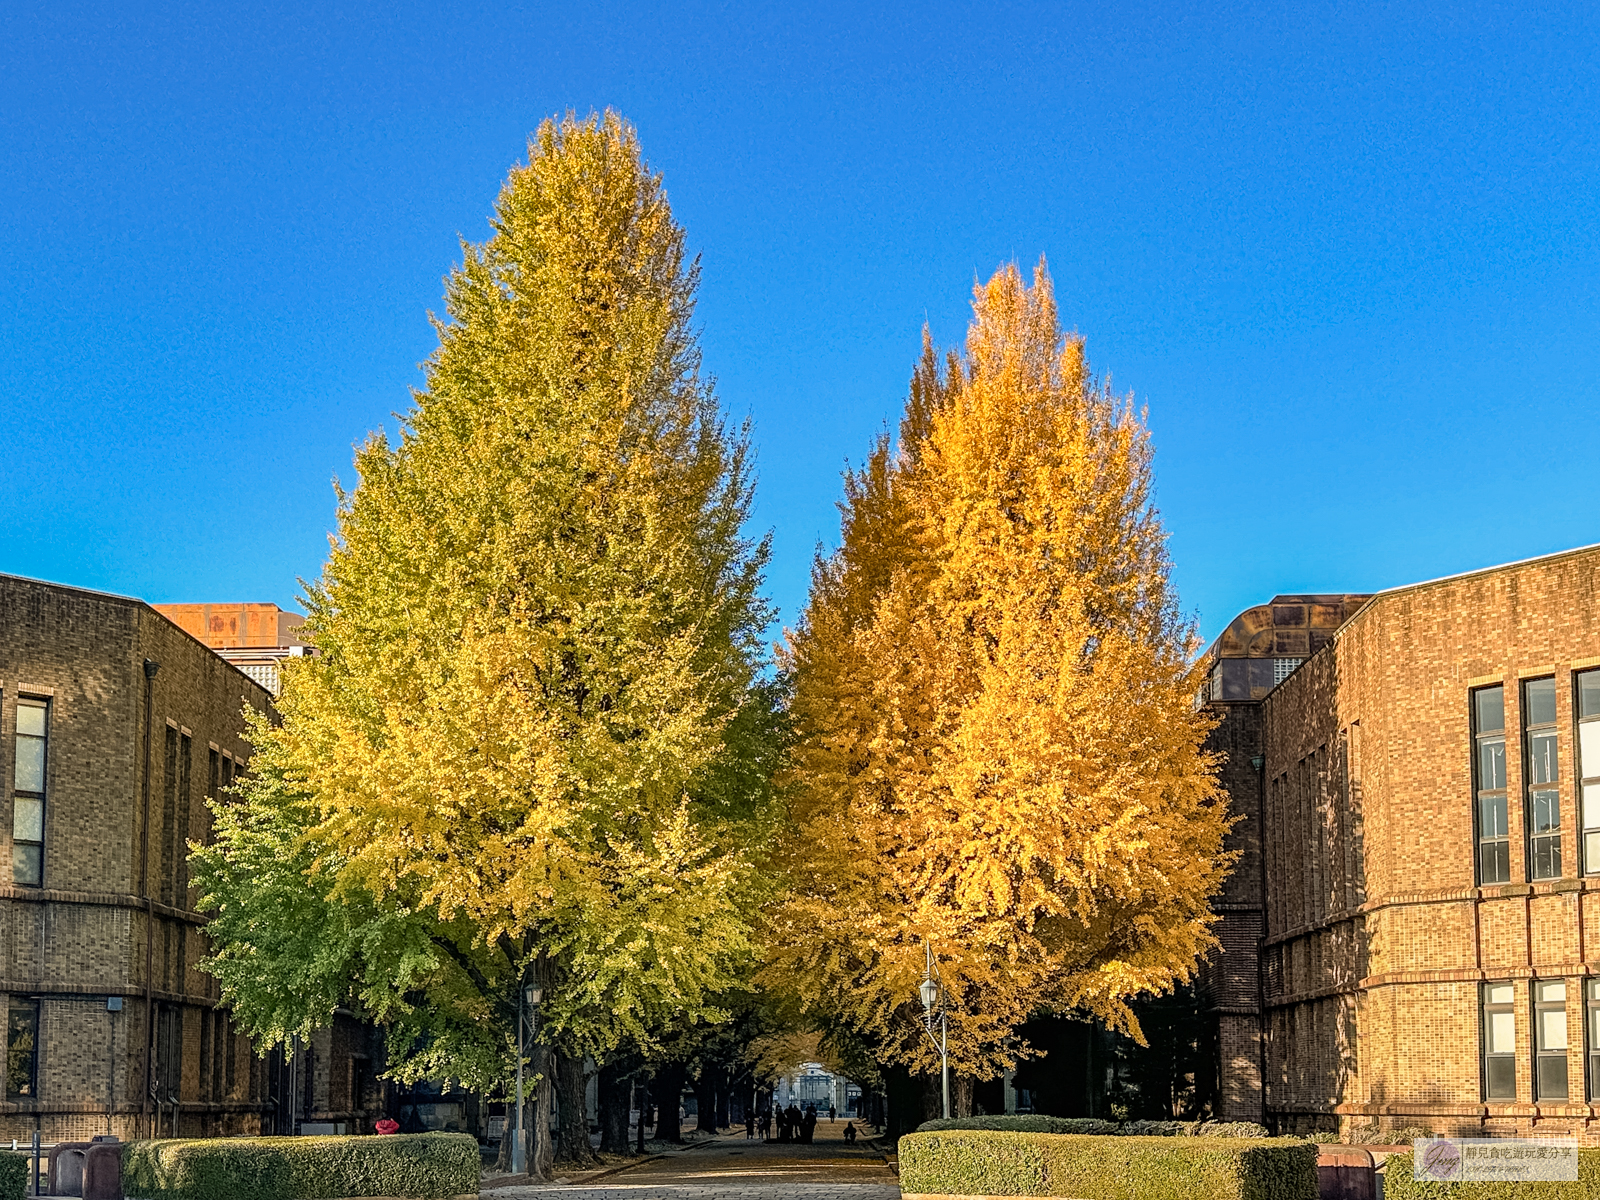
[491,1128,900,1200]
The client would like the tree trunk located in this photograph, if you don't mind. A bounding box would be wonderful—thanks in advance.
[653,1062,685,1142]
[555,1052,597,1165]
[597,1060,632,1155]
[716,1074,731,1128]
[636,1079,648,1152]
[920,1071,943,1124]
[883,1061,923,1143]
[953,1073,975,1118]
[531,1046,555,1180]
[495,1120,512,1173]
[692,1069,718,1136]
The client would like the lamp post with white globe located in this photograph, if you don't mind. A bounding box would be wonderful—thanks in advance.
[918,943,950,1120]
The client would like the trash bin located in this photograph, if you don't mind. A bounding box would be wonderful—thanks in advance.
[48,1142,90,1196]
[83,1140,124,1200]
[1317,1146,1376,1200]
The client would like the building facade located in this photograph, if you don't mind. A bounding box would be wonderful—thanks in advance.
[1205,545,1600,1142]
[1195,594,1371,1122]
[0,574,272,1141]
[151,603,310,697]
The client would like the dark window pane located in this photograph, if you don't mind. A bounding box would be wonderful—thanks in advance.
[1530,733,1559,785]
[1220,659,1250,700]
[1532,835,1562,880]
[6,1003,38,1099]
[1480,793,1508,839]
[1480,840,1511,884]
[1479,739,1506,789]
[1533,790,1561,833]
[1525,677,1557,726]
[1486,1055,1516,1099]
[1248,659,1275,694]
[1537,1055,1568,1101]
[1580,671,1600,720]
[11,844,41,886]
[1475,686,1505,733]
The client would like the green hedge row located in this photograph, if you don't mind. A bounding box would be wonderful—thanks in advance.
[0,1152,25,1200]
[898,1129,1318,1200]
[122,1132,479,1200]
[1380,1148,1599,1200]
[914,1116,1270,1138]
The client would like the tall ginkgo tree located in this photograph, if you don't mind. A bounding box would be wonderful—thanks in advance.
[768,261,1233,1095]
[194,111,778,1177]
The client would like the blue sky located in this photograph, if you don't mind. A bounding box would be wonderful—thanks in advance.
[3,1,1596,646]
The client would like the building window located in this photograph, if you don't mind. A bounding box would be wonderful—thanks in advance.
[1474,686,1510,885]
[1525,678,1562,880]
[12,699,48,886]
[6,998,39,1100]
[1483,982,1517,1099]
[1588,979,1600,1101]
[1578,670,1600,875]
[177,732,192,903]
[199,1009,212,1102]
[161,726,178,904]
[213,1010,229,1100]
[1273,657,1304,686]
[154,1004,181,1106]
[1535,979,1569,1100]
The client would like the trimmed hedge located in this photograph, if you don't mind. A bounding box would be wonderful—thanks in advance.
[0,1153,25,1200]
[914,1116,1271,1139]
[916,1116,1118,1136]
[898,1129,1318,1200]
[122,1132,478,1200]
[1380,1148,1599,1200]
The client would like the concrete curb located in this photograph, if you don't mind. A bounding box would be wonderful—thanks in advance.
[482,1136,724,1191]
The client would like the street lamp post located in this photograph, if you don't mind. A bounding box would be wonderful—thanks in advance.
[513,983,543,1176]
[918,943,950,1120]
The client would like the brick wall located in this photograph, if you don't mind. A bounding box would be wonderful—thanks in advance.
[0,575,272,1140]
[1197,701,1266,1120]
[1255,545,1600,1142]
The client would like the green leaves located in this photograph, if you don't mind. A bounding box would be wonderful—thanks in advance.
[194,111,777,1085]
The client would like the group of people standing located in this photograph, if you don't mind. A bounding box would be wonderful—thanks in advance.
[744,1102,836,1143]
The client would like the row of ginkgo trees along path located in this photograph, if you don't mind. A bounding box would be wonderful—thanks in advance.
[189,109,1233,1176]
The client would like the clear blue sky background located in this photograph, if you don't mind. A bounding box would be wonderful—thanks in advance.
[3,2,1596,646]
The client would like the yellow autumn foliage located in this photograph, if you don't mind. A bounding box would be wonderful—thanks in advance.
[768,260,1234,1078]
[240,112,776,1057]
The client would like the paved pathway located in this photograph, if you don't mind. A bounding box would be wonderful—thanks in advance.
[490,1128,901,1200]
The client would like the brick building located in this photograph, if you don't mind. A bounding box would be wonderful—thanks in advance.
[0,576,391,1142]
[1202,544,1600,1142]
[1195,594,1372,1122]
[0,574,271,1141]
[151,603,310,698]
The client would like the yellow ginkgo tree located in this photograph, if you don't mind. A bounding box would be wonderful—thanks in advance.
[767,260,1233,1095]
[194,111,778,1176]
